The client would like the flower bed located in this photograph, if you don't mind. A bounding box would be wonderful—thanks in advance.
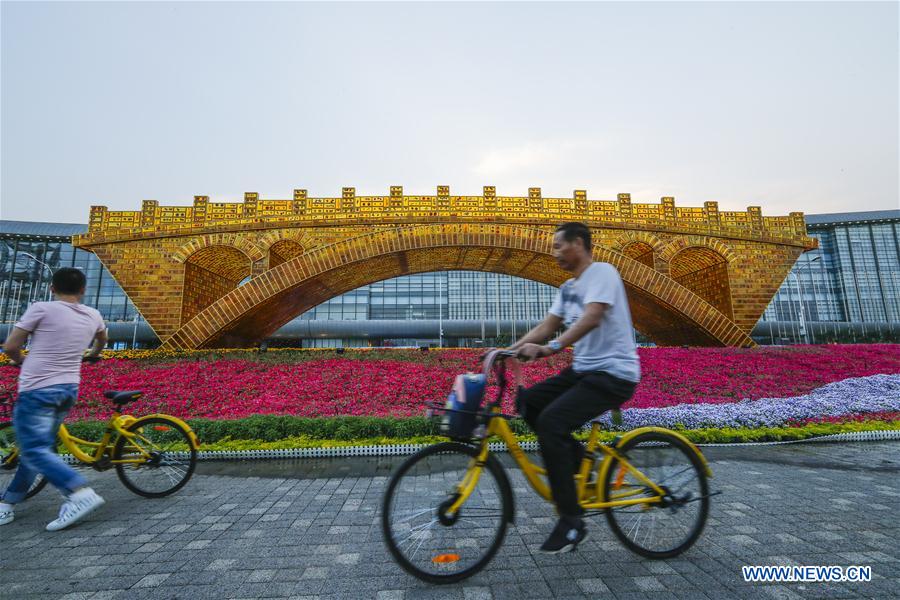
[1,345,898,422]
[594,374,900,430]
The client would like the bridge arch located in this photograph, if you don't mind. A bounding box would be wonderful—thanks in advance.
[257,229,313,252]
[658,235,736,264]
[180,245,252,324]
[610,232,664,270]
[171,233,265,264]
[162,224,754,349]
[620,241,656,269]
[669,245,734,320]
[610,231,665,254]
[268,240,305,269]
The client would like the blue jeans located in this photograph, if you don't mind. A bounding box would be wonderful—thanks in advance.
[2,384,87,504]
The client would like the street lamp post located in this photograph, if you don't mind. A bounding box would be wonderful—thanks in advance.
[438,274,444,348]
[16,250,53,300]
[2,253,53,340]
[17,251,54,303]
[511,280,517,344]
[480,272,486,344]
[788,272,807,344]
[788,256,821,344]
[132,313,140,349]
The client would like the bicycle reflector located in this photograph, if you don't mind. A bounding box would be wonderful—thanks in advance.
[153,426,171,431]
[614,465,627,489]
[431,553,460,564]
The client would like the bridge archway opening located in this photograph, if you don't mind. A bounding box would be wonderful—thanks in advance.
[621,241,655,269]
[670,246,733,319]
[181,245,251,324]
[191,254,737,348]
[161,224,755,349]
[268,240,305,270]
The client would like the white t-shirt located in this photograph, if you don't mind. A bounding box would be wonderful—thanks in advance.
[549,262,641,382]
[14,301,106,392]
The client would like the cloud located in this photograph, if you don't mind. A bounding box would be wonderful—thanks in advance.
[471,139,606,178]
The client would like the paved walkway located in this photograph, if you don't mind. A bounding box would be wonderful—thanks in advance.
[1,442,898,600]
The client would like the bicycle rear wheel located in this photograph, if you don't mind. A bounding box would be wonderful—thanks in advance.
[603,431,709,559]
[0,422,49,499]
[381,442,513,584]
[112,417,197,498]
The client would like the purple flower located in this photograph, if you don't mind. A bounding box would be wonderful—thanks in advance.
[595,375,900,430]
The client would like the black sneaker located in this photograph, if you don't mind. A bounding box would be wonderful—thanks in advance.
[539,517,587,553]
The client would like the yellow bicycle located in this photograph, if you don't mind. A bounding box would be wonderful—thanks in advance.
[382,350,713,584]
[0,358,200,499]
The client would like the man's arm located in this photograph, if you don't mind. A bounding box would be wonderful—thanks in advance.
[553,302,606,349]
[508,313,564,352]
[86,328,109,358]
[2,327,30,365]
[517,303,606,361]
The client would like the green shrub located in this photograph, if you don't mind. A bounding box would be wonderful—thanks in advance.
[61,415,900,449]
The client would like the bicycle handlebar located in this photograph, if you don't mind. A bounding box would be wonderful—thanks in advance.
[479,348,522,362]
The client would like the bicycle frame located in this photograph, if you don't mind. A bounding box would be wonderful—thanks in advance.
[57,413,200,465]
[55,415,134,464]
[450,417,657,512]
[447,349,711,515]
[448,416,713,518]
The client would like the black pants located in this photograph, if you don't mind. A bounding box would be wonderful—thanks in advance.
[519,367,637,518]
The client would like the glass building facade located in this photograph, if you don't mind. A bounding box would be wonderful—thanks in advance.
[2,209,898,348]
[292,272,558,347]
[757,210,900,344]
[0,222,142,347]
[296,273,557,323]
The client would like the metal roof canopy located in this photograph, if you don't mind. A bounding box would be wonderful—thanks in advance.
[804,209,900,226]
[0,220,89,239]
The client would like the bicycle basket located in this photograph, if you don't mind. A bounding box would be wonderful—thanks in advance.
[439,373,487,440]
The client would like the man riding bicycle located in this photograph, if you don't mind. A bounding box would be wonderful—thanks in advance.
[507,222,640,553]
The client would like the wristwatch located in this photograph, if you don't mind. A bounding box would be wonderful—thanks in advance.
[547,339,562,353]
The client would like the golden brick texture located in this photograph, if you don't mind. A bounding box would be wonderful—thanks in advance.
[74,189,816,349]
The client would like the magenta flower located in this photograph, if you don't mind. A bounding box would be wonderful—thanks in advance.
[0,344,896,421]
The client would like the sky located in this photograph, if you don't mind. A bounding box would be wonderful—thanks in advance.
[1,1,898,224]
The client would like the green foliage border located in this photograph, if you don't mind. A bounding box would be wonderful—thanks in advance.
[60,415,900,452]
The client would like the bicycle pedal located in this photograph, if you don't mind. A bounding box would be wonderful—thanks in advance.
[91,457,112,471]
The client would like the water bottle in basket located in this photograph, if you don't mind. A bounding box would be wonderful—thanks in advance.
[440,372,487,440]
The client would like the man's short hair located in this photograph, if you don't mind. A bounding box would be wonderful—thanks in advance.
[51,267,87,295]
[555,222,592,252]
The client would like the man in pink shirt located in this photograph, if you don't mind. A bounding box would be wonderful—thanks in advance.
[0,267,108,531]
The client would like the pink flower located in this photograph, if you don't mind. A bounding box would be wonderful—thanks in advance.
[0,344,896,421]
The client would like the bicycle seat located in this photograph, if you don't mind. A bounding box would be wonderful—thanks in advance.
[104,390,144,405]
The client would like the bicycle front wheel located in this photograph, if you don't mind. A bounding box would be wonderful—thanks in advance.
[0,422,49,499]
[112,417,197,498]
[603,430,709,559]
[381,442,513,584]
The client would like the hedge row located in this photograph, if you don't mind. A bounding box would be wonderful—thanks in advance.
[64,415,534,443]
[62,414,900,448]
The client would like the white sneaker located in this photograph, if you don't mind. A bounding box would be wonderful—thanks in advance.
[0,502,14,525]
[46,488,105,531]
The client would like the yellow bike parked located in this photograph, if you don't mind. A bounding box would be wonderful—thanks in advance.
[382,350,713,584]
[1,357,199,499]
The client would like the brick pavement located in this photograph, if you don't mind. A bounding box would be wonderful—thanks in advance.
[1,442,898,600]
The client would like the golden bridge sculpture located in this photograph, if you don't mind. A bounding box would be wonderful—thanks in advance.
[72,186,817,349]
